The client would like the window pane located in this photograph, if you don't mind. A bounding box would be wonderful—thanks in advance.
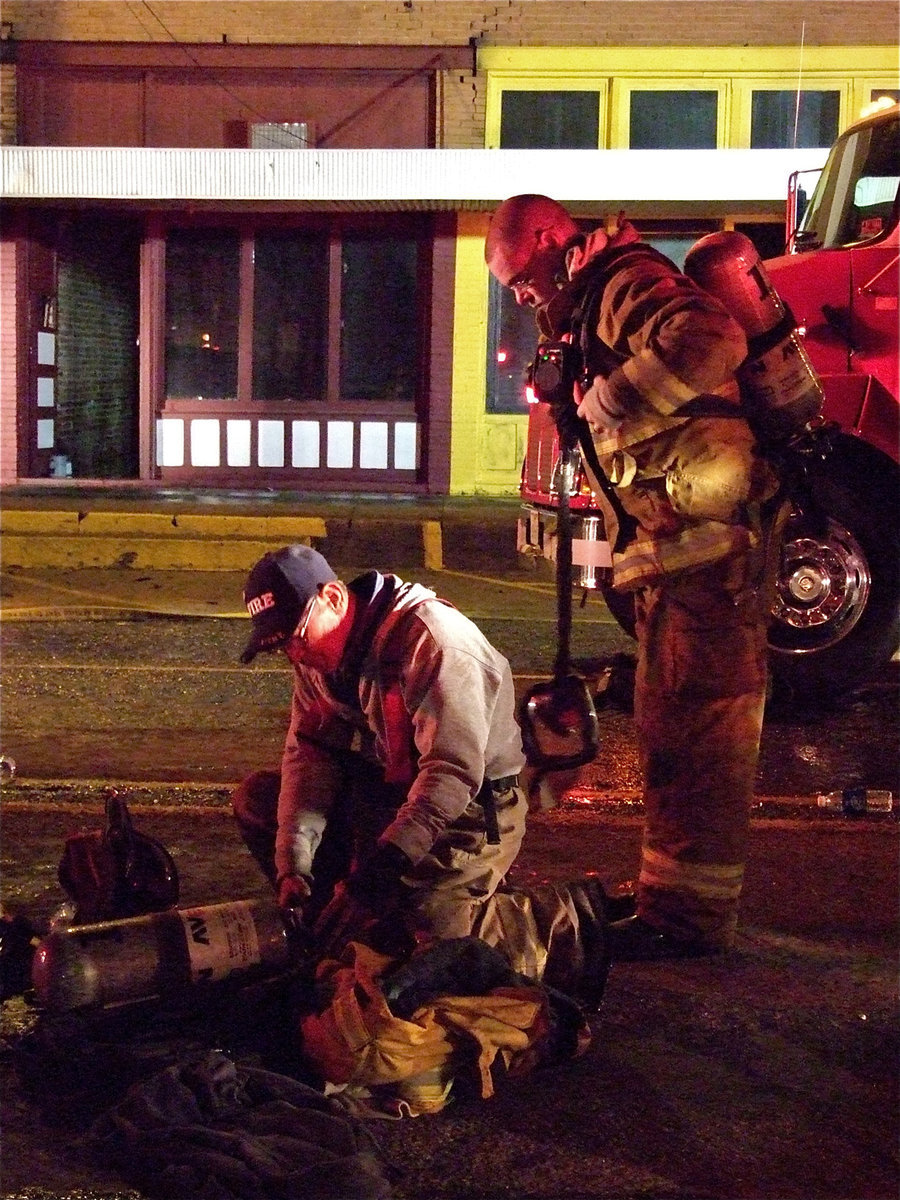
[500,91,599,148]
[253,233,328,400]
[751,91,840,148]
[486,275,538,415]
[630,91,717,149]
[871,89,900,104]
[340,235,419,401]
[165,229,239,399]
[734,222,787,260]
[801,115,900,247]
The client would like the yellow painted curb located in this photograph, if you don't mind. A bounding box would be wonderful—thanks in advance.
[1,529,325,570]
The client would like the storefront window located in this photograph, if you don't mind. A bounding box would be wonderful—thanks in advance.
[340,235,419,401]
[252,233,328,400]
[751,90,840,148]
[165,229,239,399]
[486,275,537,414]
[164,221,423,406]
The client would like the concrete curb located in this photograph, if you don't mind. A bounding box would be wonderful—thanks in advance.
[4,780,894,823]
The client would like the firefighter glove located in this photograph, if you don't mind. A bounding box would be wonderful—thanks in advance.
[576,374,627,435]
[344,842,413,913]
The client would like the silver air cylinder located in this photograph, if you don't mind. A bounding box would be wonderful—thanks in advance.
[32,898,292,1012]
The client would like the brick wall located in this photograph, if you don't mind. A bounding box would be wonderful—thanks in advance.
[438,68,484,149]
[4,3,893,150]
[0,63,15,145]
[1,2,896,47]
[56,216,140,478]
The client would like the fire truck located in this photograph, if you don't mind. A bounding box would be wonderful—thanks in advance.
[518,100,900,700]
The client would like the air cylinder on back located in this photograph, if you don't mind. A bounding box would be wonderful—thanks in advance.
[683,230,824,440]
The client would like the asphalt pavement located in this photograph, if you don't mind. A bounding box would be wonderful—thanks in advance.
[1,503,898,1200]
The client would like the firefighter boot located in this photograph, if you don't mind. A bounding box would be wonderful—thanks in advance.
[606,915,726,962]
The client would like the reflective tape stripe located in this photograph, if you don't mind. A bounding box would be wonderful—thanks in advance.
[572,538,613,568]
[639,846,745,901]
[611,524,752,589]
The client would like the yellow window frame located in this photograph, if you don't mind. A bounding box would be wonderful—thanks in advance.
[482,47,899,150]
[608,78,730,149]
[730,78,851,147]
[854,79,900,116]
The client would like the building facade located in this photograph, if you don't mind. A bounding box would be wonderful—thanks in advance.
[1,2,897,495]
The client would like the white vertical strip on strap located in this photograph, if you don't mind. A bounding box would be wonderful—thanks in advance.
[37,332,55,364]
[257,420,285,468]
[394,422,418,470]
[158,418,184,467]
[359,421,388,469]
[226,419,252,467]
[190,418,221,467]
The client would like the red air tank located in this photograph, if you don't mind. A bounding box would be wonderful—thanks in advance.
[684,230,824,439]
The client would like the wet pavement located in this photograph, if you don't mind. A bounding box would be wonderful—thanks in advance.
[2,793,897,1200]
[1,553,898,1200]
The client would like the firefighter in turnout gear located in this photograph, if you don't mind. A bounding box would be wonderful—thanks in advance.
[486,194,786,960]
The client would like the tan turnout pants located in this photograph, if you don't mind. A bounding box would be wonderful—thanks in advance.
[632,551,773,946]
[233,759,610,1001]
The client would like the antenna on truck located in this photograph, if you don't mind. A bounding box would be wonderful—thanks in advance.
[792,21,806,150]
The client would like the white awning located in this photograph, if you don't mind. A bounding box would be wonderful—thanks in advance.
[1,145,828,213]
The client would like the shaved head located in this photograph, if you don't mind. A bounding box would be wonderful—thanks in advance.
[484,194,578,285]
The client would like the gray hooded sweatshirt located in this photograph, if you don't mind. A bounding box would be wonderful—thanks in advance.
[275,573,525,883]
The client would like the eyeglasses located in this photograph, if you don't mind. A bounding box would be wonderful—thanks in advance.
[283,590,318,654]
[298,591,319,641]
[508,257,538,293]
[507,228,546,291]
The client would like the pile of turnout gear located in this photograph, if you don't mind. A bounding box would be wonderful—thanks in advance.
[5,793,609,1200]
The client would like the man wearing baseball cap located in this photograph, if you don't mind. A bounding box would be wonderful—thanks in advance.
[239,544,339,665]
[234,546,615,1002]
[233,545,531,959]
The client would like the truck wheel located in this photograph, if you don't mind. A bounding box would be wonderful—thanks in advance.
[767,444,900,700]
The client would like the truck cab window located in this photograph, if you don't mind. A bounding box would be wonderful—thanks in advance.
[799,116,900,248]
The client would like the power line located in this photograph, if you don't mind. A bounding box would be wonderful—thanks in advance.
[139,0,308,142]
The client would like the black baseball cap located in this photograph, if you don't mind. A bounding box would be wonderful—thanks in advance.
[240,545,338,663]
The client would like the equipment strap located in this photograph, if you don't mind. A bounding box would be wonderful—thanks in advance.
[554,422,577,680]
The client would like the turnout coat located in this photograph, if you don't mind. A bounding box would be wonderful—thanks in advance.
[539,231,777,589]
